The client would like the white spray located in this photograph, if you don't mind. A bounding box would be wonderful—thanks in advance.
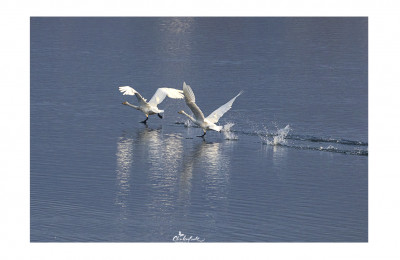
[260,124,291,145]
[222,122,238,140]
[184,119,193,128]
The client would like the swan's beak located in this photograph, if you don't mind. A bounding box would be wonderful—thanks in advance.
[122,101,128,105]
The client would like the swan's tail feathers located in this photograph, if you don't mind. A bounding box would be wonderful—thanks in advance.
[210,125,223,132]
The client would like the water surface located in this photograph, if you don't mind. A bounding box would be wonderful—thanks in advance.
[31,17,368,242]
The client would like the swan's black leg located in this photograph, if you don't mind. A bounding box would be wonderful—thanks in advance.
[140,115,149,124]
[196,131,206,138]
[157,113,163,119]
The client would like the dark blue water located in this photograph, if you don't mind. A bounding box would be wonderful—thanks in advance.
[30,17,368,242]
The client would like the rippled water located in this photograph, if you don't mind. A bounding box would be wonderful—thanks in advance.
[31,17,368,242]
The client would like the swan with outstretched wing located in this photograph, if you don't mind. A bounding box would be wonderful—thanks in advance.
[178,82,242,138]
[119,86,184,124]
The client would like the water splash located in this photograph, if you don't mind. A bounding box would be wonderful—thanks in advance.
[321,145,337,151]
[260,125,292,145]
[184,119,193,128]
[222,122,238,140]
[274,125,291,145]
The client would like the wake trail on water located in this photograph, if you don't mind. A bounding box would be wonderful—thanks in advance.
[173,120,367,156]
[256,124,367,156]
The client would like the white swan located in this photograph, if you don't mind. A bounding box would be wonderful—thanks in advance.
[119,86,184,123]
[178,82,242,138]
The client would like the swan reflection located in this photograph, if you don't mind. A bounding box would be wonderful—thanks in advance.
[178,140,235,234]
[114,132,134,240]
[115,127,185,237]
[138,128,184,236]
[180,140,234,204]
[115,134,133,211]
[115,125,236,238]
[115,127,184,208]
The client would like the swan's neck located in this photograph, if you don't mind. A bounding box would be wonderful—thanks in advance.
[124,102,140,110]
[181,111,196,123]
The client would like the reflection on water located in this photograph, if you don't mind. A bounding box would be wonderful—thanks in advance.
[114,133,134,240]
[32,17,368,242]
[115,127,185,238]
[263,144,288,168]
[179,140,236,237]
[157,17,193,59]
[156,17,194,84]
[113,125,366,242]
[159,17,194,35]
[116,126,184,203]
[115,134,133,212]
[138,128,184,237]
[201,141,232,201]
[115,126,236,240]
[180,141,234,203]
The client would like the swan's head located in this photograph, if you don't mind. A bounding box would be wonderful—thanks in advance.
[122,101,128,105]
[178,110,184,114]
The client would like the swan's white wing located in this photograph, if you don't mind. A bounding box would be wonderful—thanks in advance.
[183,82,205,122]
[148,88,184,106]
[206,91,243,124]
[119,86,148,106]
[119,86,137,96]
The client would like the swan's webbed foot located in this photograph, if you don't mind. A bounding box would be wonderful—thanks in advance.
[140,116,149,124]
[157,113,163,119]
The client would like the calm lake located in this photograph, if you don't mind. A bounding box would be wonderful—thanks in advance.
[30,17,368,242]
